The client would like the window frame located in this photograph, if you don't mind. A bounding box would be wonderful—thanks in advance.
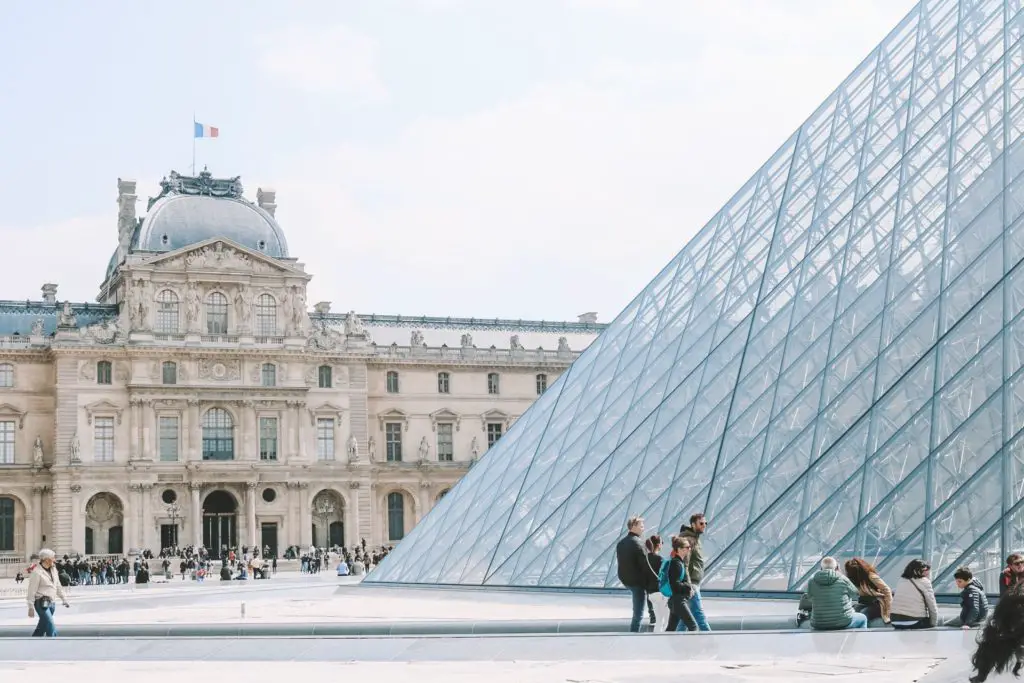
[162,361,177,385]
[0,363,14,388]
[436,422,454,462]
[536,373,548,395]
[387,491,405,541]
[386,370,400,394]
[94,415,115,462]
[201,407,235,461]
[259,415,279,461]
[254,293,277,336]
[97,360,113,385]
[385,422,403,462]
[158,415,179,462]
[0,420,14,464]
[261,363,277,388]
[316,418,335,461]
[487,372,500,395]
[318,365,333,389]
[437,372,450,394]
[155,289,180,333]
[206,291,229,335]
[486,422,503,448]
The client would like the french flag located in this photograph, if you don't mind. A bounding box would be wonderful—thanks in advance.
[194,122,219,138]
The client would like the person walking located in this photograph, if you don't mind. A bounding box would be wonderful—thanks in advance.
[615,515,649,633]
[678,512,711,631]
[26,549,69,637]
[644,535,668,631]
[665,536,698,632]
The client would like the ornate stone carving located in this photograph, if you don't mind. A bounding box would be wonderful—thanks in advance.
[420,481,431,489]
[367,437,376,462]
[79,361,96,382]
[234,285,253,332]
[186,398,200,407]
[57,302,77,329]
[305,365,317,386]
[418,436,430,462]
[198,358,241,381]
[410,330,424,347]
[348,481,360,489]
[126,278,151,332]
[69,483,82,493]
[246,481,259,490]
[32,435,43,466]
[85,400,124,425]
[159,169,242,199]
[470,436,480,460]
[188,481,203,491]
[170,241,278,274]
[430,408,461,432]
[510,335,524,351]
[30,319,44,337]
[460,333,474,348]
[82,319,118,344]
[307,321,343,350]
[344,311,367,338]
[284,286,307,335]
[114,362,131,383]
[185,282,201,332]
[69,431,81,464]
[347,434,359,462]
[558,336,571,353]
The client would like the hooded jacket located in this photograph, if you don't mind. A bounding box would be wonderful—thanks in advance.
[959,578,990,626]
[806,569,860,630]
[677,525,704,584]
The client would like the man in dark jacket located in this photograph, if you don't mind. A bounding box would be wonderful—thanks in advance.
[947,567,989,628]
[679,512,711,631]
[616,515,650,633]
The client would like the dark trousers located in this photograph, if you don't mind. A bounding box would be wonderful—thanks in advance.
[666,594,698,632]
[891,614,934,630]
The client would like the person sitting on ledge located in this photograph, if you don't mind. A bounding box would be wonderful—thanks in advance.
[804,556,867,630]
[946,567,989,629]
[890,559,939,630]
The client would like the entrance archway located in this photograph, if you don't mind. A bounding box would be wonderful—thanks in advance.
[311,490,344,548]
[85,493,124,555]
[202,490,238,556]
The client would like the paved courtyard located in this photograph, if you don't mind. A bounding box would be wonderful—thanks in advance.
[0,576,989,681]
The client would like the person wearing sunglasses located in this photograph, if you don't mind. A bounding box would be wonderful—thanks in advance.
[1000,554,1024,598]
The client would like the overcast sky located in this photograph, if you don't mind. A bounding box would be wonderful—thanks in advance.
[0,0,914,321]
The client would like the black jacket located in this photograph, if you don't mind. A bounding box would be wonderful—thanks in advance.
[959,578,990,626]
[616,532,648,588]
[667,555,692,599]
[645,552,663,594]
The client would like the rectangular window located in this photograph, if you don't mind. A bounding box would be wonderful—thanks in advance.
[260,417,279,461]
[158,416,179,462]
[438,372,450,393]
[536,373,548,395]
[95,416,115,462]
[316,418,335,461]
[0,420,14,464]
[385,422,403,462]
[487,373,500,395]
[97,361,112,385]
[487,422,503,448]
[437,423,453,462]
[318,365,332,389]
[261,364,276,387]
[162,362,177,385]
[386,371,400,393]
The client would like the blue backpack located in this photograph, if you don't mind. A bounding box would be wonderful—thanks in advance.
[657,557,673,597]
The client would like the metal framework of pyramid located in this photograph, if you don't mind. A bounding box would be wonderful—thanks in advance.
[369,0,1024,595]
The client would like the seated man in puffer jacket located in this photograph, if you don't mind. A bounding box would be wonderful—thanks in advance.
[946,566,989,628]
[805,556,868,630]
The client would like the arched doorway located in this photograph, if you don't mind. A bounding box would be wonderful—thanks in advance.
[387,491,406,542]
[311,490,344,548]
[202,490,237,556]
[85,493,124,555]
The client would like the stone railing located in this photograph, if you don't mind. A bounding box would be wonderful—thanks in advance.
[372,344,577,364]
[0,336,35,348]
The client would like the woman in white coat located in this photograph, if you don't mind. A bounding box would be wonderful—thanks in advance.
[26,549,69,637]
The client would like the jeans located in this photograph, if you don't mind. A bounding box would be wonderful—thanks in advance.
[848,612,868,629]
[31,598,56,637]
[689,587,711,632]
[629,586,647,633]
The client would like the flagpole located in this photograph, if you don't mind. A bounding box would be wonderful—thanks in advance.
[191,113,196,175]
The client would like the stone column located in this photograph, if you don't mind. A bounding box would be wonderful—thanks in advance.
[286,482,298,546]
[246,481,258,549]
[70,484,84,554]
[27,486,44,557]
[141,400,153,460]
[292,401,305,460]
[141,484,153,551]
[189,483,202,547]
[129,398,141,460]
[347,483,360,548]
[187,399,200,460]
[299,482,312,548]
[243,400,256,460]
[418,482,432,524]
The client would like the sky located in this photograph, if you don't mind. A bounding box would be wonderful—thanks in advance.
[0,0,915,322]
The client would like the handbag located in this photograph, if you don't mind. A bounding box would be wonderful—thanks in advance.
[909,579,935,622]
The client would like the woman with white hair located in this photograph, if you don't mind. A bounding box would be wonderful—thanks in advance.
[26,549,69,637]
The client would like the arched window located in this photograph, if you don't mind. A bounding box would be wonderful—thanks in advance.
[162,361,177,385]
[318,365,332,389]
[386,371,400,393]
[0,497,13,551]
[97,360,112,385]
[487,372,500,395]
[536,373,548,395]
[261,363,276,387]
[0,363,13,388]
[387,492,405,541]
[206,292,228,334]
[437,372,449,394]
[155,290,180,333]
[255,294,277,336]
[202,408,234,461]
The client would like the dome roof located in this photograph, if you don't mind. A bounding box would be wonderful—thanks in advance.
[137,193,288,257]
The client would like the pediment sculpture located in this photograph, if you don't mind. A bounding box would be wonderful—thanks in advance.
[157,241,281,275]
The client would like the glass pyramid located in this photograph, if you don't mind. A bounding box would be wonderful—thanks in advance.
[368,0,1024,595]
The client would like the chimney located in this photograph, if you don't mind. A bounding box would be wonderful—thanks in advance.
[577,312,598,324]
[41,284,57,305]
[314,301,332,316]
[257,188,277,217]
[116,178,138,263]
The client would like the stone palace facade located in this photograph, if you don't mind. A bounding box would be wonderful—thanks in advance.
[0,170,603,564]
